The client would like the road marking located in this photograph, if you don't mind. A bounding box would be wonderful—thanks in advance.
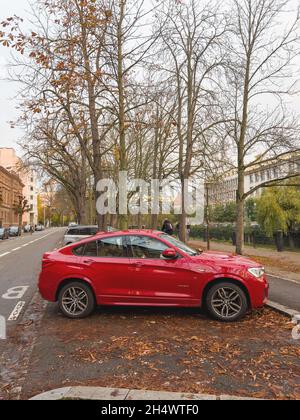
[268,273,300,285]
[0,230,59,259]
[8,301,26,321]
[0,252,10,258]
[2,286,29,300]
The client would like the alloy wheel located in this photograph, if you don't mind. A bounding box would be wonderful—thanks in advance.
[61,286,89,316]
[211,287,243,319]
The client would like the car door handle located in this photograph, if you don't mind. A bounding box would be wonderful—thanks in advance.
[134,262,144,268]
[83,259,93,265]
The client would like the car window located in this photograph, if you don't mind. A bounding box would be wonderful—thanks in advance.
[90,227,98,235]
[79,227,98,236]
[159,234,198,256]
[126,235,169,259]
[73,244,85,256]
[83,241,98,257]
[67,228,79,235]
[98,236,126,258]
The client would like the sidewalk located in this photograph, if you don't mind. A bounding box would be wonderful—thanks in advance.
[30,386,260,400]
[190,239,300,283]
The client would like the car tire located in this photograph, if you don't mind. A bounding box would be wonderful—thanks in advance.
[58,281,96,319]
[206,282,248,322]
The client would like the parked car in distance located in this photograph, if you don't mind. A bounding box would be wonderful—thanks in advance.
[39,230,269,322]
[35,224,45,231]
[23,224,31,233]
[8,226,21,237]
[63,225,99,246]
[68,222,78,227]
[0,227,9,240]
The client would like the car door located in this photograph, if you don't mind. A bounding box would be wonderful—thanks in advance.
[80,236,133,305]
[125,235,197,306]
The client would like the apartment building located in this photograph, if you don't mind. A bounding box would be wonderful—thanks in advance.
[0,165,24,228]
[207,153,300,205]
[0,148,38,226]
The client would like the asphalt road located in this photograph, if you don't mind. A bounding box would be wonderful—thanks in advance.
[0,228,64,324]
[268,274,300,312]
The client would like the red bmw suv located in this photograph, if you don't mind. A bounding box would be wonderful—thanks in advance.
[39,230,269,322]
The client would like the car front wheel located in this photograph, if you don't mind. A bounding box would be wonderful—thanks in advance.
[206,282,248,322]
[58,282,96,319]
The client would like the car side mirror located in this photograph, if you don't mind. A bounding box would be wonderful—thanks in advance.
[162,248,178,260]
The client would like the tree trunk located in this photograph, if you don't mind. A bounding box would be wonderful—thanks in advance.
[179,176,187,242]
[236,168,245,255]
[117,1,128,231]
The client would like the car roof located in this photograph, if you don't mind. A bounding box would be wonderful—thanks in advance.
[94,229,162,237]
[67,225,98,229]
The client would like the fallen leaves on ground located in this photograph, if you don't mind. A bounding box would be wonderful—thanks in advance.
[18,307,300,401]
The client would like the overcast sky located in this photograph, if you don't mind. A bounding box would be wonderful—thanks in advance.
[1,0,300,156]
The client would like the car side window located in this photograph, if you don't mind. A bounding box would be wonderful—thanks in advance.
[127,236,169,259]
[79,228,91,235]
[68,228,79,235]
[83,241,98,257]
[98,236,126,258]
[73,244,85,256]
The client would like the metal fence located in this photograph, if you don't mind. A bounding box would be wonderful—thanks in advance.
[190,225,300,250]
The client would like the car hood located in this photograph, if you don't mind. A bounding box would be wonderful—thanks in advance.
[192,251,262,268]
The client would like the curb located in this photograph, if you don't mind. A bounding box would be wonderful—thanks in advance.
[267,300,299,318]
[30,386,262,401]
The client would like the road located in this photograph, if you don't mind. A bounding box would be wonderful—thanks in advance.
[268,274,300,312]
[0,228,64,325]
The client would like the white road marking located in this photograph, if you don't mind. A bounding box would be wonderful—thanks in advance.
[0,230,58,259]
[0,252,10,258]
[8,301,26,321]
[2,286,29,300]
[268,273,300,285]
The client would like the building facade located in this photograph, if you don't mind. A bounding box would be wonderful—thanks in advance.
[0,148,38,226]
[207,153,300,205]
[0,165,24,228]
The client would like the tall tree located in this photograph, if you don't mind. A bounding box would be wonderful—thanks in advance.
[156,0,230,241]
[224,0,300,254]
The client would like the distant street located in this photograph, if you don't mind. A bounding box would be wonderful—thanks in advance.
[0,228,64,323]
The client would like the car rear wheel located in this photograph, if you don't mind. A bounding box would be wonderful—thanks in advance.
[206,282,248,322]
[58,282,95,319]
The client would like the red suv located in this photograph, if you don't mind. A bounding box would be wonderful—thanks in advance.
[39,230,269,322]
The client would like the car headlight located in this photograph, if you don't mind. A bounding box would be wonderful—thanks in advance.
[248,267,265,279]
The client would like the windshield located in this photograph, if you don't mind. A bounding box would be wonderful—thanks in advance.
[159,234,199,256]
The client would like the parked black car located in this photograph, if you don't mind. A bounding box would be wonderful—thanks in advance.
[0,227,9,240]
[8,226,21,237]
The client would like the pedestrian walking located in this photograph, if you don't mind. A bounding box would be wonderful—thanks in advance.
[161,219,174,236]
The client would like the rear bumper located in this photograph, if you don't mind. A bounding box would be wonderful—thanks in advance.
[38,271,57,302]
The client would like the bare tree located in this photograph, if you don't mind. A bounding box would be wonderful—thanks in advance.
[156,0,230,241]
[223,0,300,254]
